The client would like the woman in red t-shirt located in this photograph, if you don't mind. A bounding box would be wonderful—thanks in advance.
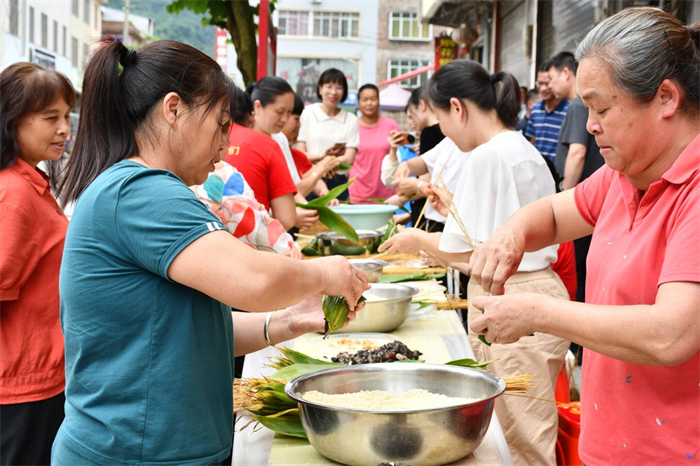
[467,9,699,465]
[226,78,318,230]
[0,63,76,466]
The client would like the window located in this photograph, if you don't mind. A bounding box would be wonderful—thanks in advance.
[84,0,90,25]
[388,59,432,88]
[29,7,35,43]
[53,20,58,52]
[71,37,78,67]
[278,10,309,36]
[63,26,67,56]
[41,14,48,48]
[313,12,359,39]
[9,0,19,36]
[72,0,78,17]
[389,12,431,41]
[83,43,90,66]
[94,5,99,29]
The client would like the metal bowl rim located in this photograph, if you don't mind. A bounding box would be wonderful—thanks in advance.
[285,363,506,414]
[364,283,419,303]
[348,259,388,269]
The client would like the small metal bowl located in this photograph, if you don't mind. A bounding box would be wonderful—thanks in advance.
[285,363,506,466]
[343,284,417,333]
[316,230,384,256]
[348,259,387,283]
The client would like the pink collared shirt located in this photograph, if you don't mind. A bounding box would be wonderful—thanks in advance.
[574,134,700,465]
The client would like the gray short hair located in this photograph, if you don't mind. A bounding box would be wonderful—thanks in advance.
[576,7,700,115]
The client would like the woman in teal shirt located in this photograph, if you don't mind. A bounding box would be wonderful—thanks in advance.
[52,39,368,466]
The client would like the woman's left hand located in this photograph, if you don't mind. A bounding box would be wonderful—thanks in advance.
[469,292,544,344]
[282,294,364,335]
[395,177,420,199]
[377,227,428,255]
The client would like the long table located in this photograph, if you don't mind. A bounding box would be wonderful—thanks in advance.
[232,290,514,466]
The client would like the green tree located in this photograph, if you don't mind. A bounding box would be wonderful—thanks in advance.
[167,0,277,86]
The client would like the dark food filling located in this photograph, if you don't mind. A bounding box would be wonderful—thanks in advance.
[332,341,422,365]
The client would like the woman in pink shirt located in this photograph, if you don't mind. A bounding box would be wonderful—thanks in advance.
[466,8,699,465]
[348,84,400,203]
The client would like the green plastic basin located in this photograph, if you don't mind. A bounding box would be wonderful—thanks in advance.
[329,204,398,231]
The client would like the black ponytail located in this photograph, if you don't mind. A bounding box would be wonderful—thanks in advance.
[57,37,235,205]
[249,76,293,108]
[426,60,521,129]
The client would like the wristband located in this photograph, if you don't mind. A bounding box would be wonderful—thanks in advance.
[311,171,319,179]
[264,312,275,346]
[416,181,425,195]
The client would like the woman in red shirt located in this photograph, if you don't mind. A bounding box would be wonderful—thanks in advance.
[0,63,75,465]
[226,78,321,231]
[468,8,699,465]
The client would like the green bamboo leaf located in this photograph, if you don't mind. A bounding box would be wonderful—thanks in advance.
[306,177,356,207]
[322,295,366,338]
[478,335,493,347]
[445,358,493,369]
[271,364,337,383]
[250,414,307,438]
[315,206,359,243]
[276,347,336,366]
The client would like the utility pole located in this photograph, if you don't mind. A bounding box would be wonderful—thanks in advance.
[122,0,130,46]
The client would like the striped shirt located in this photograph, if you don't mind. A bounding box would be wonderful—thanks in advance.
[524,99,570,162]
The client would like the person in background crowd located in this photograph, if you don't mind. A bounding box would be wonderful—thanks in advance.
[349,83,401,203]
[548,51,605,303]
[524,65,570,164]
[379,60,570,466]
[281,94,337,198]
[467,8,699,464]
[517,85,528,122]
[515,88,539,133]
[225,78,305,231]
[382,86,444,228]
[297,68,359,201]
[52,38,367,466]
[0,62,74,466]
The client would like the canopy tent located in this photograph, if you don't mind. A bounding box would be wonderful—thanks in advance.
[379,84,412,111]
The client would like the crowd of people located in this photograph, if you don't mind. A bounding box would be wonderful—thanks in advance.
[0,6,697,466]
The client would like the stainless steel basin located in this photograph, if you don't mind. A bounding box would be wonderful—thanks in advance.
[343,284,417,333]
[285,363,506,466]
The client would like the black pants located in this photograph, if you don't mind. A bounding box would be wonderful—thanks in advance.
[1,392,65,466]
[573,234,592,303]
[324,173,349,201]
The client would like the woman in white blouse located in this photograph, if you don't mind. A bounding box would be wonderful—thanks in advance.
[379,60,569,466]
[296,69,359,200]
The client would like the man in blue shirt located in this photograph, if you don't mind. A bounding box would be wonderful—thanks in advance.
[524,65,570,163]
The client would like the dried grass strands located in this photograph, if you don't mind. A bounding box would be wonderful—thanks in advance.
[436,174,476,249]
[502,374,536,394]
[368,252,420,261]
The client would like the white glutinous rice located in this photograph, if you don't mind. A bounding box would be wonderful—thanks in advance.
[302,389,478,411]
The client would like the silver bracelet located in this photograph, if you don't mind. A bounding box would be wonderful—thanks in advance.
[264,312,275,347]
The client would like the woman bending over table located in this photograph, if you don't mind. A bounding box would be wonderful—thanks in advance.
[52,38,367,466]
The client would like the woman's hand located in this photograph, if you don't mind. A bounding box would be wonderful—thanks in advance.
[393,162,411,181]
[419,250,441,267]
[388,130,404,150]
[316,155,340,176]
[469,293,544,344]
[469,225,525,295]
[295,207,320,230]
[425,184,452,217]
[377,227,429,255]
[395,177,420,199]
[384,194,408,206]
[280,294,365,335]
[312,256,369,311]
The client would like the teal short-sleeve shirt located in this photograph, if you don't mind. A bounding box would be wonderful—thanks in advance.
[58,161,234,465]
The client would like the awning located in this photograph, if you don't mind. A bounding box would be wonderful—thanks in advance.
[378,84,413,111]
[421,0,493,28]
[379,63,435,88]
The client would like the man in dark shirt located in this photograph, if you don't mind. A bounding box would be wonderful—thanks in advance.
[547,51,605,303]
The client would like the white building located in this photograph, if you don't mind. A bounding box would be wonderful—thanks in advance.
[1,0,103,91]
[273,0,379,105]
